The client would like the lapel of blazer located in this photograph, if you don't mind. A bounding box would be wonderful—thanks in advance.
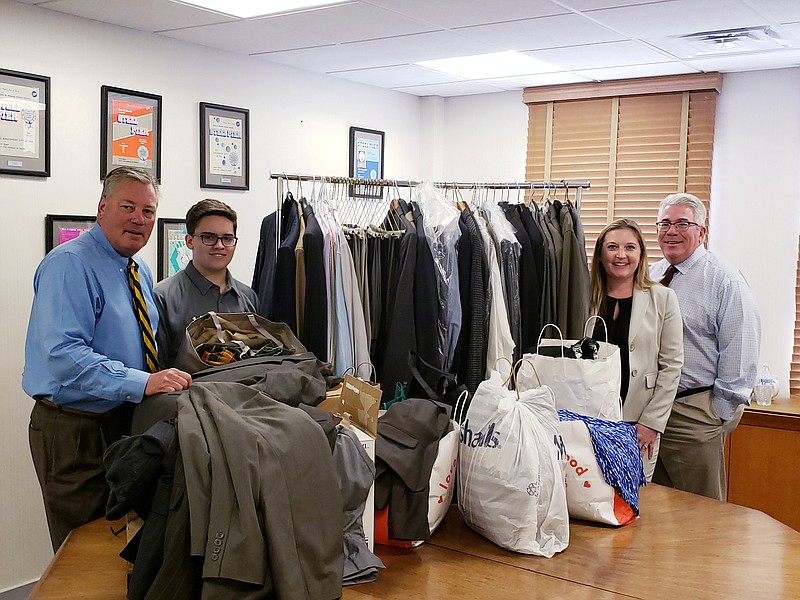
[628,288,648,344]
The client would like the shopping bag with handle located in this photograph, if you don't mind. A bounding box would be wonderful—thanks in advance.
[521,318,622,421]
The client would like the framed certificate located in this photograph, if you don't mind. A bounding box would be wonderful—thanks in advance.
[349,126,384,198]
[45,214,95,253]
[200,102,249,190]
[101,85,162,182]
[0,68,50,177]
[157,218,190,281]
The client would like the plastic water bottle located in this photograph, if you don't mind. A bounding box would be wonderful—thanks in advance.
[754,364,776,406]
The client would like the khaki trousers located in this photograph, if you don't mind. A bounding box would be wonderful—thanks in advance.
[652,391,744,501]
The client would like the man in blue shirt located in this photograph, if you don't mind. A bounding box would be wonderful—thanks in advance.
[23,166,192,550]
[650,193,761,501]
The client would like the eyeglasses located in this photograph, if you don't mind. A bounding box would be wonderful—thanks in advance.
[655,220,700,232]
[194,233,238,247]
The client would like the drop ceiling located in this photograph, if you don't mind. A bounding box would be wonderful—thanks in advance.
[13,0,800,97]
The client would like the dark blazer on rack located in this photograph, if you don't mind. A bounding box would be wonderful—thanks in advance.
[272,199,301,332]
[301,203,329,361]
[500,203,538,354]
[252,212,277,320]
[412,203,443,370]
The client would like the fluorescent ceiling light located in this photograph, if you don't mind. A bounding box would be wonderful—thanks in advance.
[175,0,348,19]
[415,51,561,80]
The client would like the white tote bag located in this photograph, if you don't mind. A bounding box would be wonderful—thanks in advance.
[558,419,637,526]
[521,320,622,421]
[456,371,569,557]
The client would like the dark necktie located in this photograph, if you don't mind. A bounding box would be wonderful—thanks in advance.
[127,258,159,373]
[660,264,679,287]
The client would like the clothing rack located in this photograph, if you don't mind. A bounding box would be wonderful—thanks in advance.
[270,172,591,200]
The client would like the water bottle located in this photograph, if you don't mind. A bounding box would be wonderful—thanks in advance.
[753,364,776,406]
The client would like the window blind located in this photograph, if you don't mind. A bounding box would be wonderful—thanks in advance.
[791,236,800,394]
[524,74,718,261]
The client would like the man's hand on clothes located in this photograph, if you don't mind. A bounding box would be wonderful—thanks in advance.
[145,368,192,395]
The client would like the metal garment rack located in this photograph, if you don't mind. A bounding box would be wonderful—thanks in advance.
[270,172,591,201]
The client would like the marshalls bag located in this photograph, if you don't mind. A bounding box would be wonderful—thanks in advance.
[522,319,622,420]
[456,369,569,557]
[557,419,636,526]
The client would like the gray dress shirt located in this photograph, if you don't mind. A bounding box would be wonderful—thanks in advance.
[154,261,259,368]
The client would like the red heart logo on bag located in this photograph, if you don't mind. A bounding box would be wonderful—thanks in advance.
[583,481,591,488]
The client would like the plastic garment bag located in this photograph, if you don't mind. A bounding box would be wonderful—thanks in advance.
[413,182,462,371]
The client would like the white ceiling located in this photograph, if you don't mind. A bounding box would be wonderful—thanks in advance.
[14,0,800,97]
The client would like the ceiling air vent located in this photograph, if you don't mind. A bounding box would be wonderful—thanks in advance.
[668,25,794,58]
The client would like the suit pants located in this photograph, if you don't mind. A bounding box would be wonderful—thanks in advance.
[29,402,111,551]
[653,391,744,501]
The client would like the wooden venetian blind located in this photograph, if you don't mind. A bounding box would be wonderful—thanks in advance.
[525,73,720,261]
[791,235,800,394]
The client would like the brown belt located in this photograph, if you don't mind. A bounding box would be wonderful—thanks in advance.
[37,398,108,419]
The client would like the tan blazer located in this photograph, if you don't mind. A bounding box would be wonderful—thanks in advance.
[621,285,684,433]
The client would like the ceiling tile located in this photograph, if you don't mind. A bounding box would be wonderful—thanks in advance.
[523,40,673,70]
[329,64,461,87]
[740,0,800,25]
[586,0,765,39]
[365,0,568,28]
[40,0,234,31]
[455,12,625,51]
[160,1,434,54]
[255,30,501,72]
[392,80,508,97]
[573,61,699,81]
[686,47,800,72]
[557,0,670,10]
[478,72,594,90]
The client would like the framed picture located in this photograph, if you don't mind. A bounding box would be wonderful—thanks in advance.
[45,214,95,253]
[200,102,249,190]
[157,218,190,281]
[349,126,384,198]
[0,68,50,177]
[101,85,162,181]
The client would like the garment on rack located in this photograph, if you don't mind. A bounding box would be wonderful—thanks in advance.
[412,202,443,370]
[453,207,488,394]
[300,202,329,361]
[272,194,301,332]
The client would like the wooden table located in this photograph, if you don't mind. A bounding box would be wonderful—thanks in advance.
[727,395,800,531]
[30,484,800,599]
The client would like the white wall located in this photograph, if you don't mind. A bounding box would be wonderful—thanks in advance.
[0,0,421,591]
[710,68,800,398]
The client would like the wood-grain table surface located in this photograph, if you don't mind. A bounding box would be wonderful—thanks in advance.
[30,484,800,599]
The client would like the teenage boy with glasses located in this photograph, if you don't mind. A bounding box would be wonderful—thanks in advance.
[154,199,259,368]
[650,193,761,501]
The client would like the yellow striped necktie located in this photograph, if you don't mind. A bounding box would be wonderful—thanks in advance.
[126,258,159,373]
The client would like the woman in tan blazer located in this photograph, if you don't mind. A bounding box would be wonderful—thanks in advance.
[589,219,683,480]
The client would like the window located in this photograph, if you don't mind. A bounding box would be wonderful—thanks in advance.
[524,73,720,260]
[791,236,800,394]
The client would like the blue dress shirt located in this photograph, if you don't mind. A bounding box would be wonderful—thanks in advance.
[650,245,761,421]
[23,225,155,412]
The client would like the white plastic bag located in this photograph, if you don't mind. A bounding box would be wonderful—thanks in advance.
[522,321,622,421]
[558,419,636,526]
[456,371,569,557]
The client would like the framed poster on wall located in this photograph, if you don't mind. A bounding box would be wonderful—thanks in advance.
[45,214,95,253]
[157,218,190,281]
[101,85,162,181]
[0,68,50,177]
[349,126,384,198]
[200,102,249,190]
